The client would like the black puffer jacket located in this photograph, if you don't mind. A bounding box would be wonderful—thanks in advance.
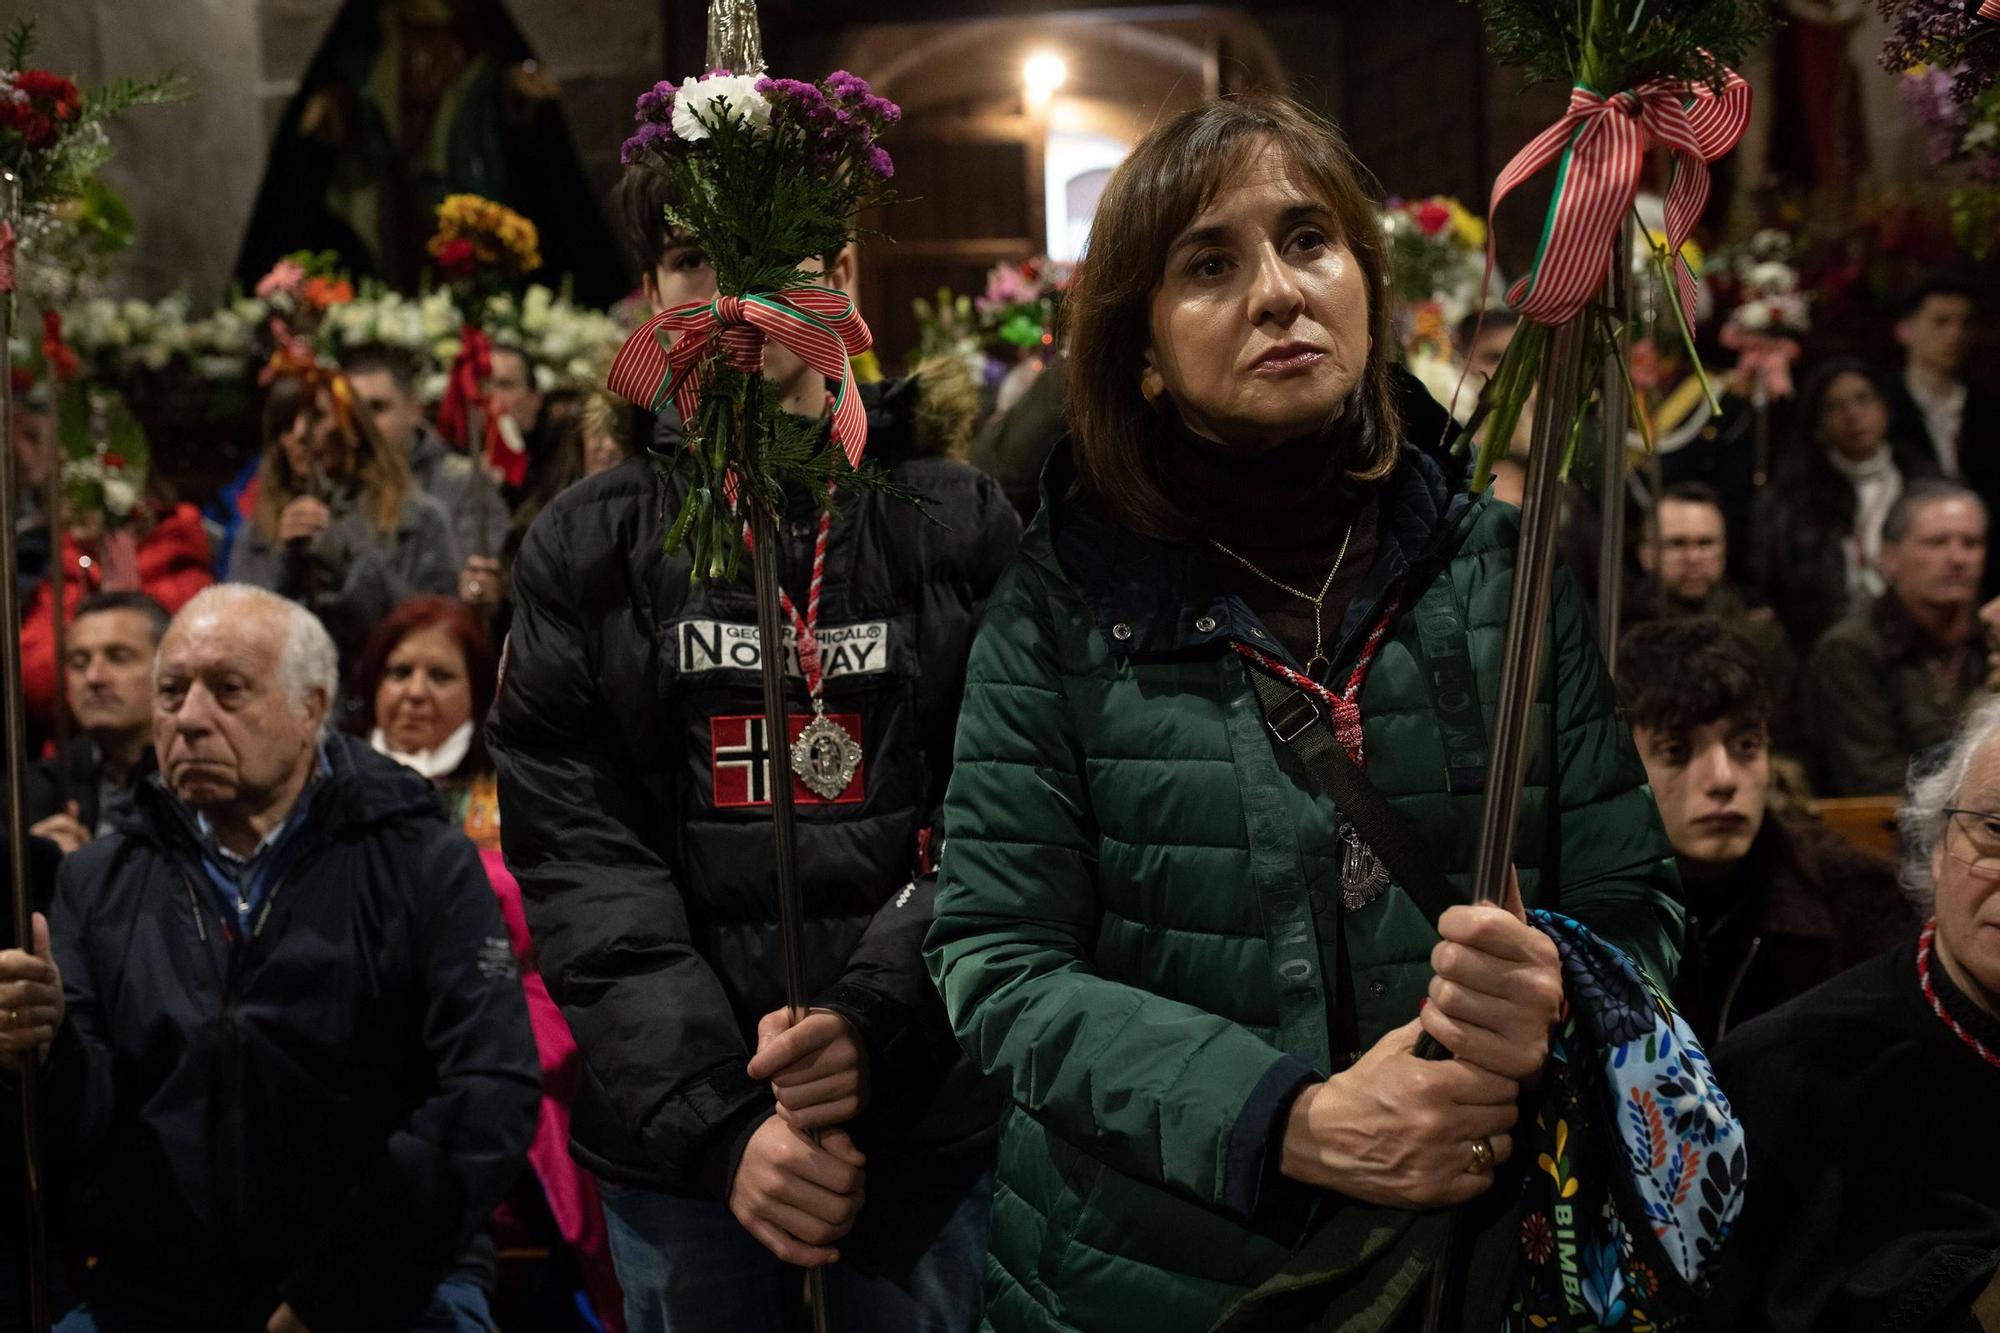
[491,378,1022,1200]
[39,735,538,1333]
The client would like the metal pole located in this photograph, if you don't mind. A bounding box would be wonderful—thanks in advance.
[1,166,53,1333]
[746,499,831,1333]
[1595,225,1634,676]
[1471,317,1592,907]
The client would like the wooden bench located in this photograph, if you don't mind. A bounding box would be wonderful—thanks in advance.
[1806,795,1902,863]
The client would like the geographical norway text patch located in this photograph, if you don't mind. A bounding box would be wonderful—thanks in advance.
[709,713,866,807]
[676,618,890,681]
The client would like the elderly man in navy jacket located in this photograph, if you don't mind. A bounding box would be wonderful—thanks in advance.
[0,583,538,1333]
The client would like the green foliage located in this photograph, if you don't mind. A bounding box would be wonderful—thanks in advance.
[1466,0,1777,93]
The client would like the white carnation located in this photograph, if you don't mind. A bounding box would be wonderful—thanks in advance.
[672,73,770,141]
[102,476,137,517]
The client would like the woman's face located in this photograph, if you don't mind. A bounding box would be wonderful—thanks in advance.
[280,388,348,484]
[374,624,474,757]
[1930,738,2000,1017]
[1817,371,1889,463]
[1145,141,1370,451]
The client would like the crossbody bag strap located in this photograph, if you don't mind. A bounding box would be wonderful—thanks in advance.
[1247,668,1457,929]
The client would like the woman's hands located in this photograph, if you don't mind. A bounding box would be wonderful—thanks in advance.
[1279,1018,1519,1207]
[278,496,331,545]
[1420,876,1564,1083]
[1279,871,1563,1208]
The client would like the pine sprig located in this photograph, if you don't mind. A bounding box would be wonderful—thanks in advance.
[1469,0,1777,92]
[4,18,34,73]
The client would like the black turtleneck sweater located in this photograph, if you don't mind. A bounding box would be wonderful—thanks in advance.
[1156,417,1382,674]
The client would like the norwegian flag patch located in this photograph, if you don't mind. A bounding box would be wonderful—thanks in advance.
[709,713,865,808]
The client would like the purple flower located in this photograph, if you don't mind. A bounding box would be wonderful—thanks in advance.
[620,119,675,164]
[866,144,894,181]
[706,67,734,78]
[634,82,677,123]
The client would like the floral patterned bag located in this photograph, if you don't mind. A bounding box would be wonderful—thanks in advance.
[1509,911,1748,1332]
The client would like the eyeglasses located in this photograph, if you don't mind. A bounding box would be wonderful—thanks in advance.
[1941,807,2000,879]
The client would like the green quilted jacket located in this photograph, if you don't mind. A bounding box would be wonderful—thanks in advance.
[926,445,1682,1332]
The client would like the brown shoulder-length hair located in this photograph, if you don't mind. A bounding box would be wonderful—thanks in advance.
[351,594,498,779]
[1064,93,1400,538]
[252,372,412,542]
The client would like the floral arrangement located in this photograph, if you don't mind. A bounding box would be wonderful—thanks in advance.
[54,381,148,532]
[1707,229,1810,405]
[0,20,183,221]
[911,286,987,381]
[1898,64,2000,256]
[428,194,545,485]
[1459,0,1770,489]
[975,256,1070,350]
[255,251,356,324]
[1384,195,1488,332]
[612,66,902,579]
[1881,1,2000,103]
[428,193,542,285]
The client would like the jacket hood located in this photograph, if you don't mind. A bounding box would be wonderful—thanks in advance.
[128,732,448,848]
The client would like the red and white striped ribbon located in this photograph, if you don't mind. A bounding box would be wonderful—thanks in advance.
[1232,591,1404,770]
[1982,1,2000,22]
[607,286,873,473]
[752,488,836,696]
[1486,67,1751,329]
[0,222,14,295]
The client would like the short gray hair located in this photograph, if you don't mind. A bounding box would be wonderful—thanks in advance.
[1900,694,2000,912]
[164,584,341,739]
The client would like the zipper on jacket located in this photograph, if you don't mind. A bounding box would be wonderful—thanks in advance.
[1715,935,1761,1041]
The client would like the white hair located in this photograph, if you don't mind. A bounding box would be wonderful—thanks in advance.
[1900,694,2000,913]
[164,584,341,740]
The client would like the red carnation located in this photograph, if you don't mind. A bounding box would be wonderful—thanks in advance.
[1414,200,1452,237]
[434,237,479,282]
[22,112,55,149]
[17,70,82,120]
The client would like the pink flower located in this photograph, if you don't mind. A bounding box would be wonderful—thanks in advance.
[256,258,305,301]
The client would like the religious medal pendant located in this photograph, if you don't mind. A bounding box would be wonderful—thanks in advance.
[1338,822,1390,911]
[790,697,863,801]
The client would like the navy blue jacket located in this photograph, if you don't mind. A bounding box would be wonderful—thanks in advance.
[39,735,538,1332]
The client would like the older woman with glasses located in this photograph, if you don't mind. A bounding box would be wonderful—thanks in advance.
[1706,698,1999,1331]
[924,92,1681,1331]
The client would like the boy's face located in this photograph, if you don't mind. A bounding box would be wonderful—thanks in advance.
[644,239,719,316]
[642,240,859,411]
[1633,715,1771,873]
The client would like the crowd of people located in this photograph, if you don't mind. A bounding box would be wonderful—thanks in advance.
[0,85,1995,1333]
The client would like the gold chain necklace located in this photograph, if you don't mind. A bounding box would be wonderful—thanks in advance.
[1210,519,1356,677]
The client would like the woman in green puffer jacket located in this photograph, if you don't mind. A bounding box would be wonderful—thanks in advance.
[925,94,1682,1333]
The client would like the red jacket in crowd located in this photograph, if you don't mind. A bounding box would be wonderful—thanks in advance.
[21,503,214,727]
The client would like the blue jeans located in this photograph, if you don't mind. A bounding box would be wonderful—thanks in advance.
[602,1171,990,1333]
[54,1281,493,1333]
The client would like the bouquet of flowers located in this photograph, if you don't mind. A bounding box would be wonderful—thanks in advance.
[911,285,987,382]
[1881,0,2000,103]
[1707,228,1810,405]
[975,256,1071,352]
[472,282,630,394]
[0,20,182,236]
[1898,64,2000,255]
[429,194,542,484]
[1458,0,1770,488]
[611,66,901,579]
[55,381,148,534]
[254,251,356,328]
[1384,195,1488,332]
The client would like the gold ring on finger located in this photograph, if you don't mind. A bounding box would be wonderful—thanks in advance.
[1467,1138,1495,1175]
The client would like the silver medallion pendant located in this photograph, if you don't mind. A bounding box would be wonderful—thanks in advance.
[790,707,863,801]
[1338,823,1391,911]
